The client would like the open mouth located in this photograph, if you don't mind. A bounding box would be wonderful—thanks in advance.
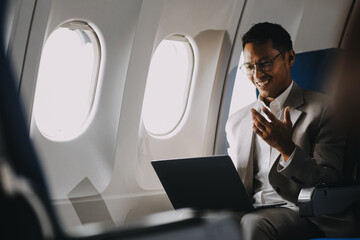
[255,79,271,88]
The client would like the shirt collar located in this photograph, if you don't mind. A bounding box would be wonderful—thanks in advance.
[275,80,293,109]
[257,81,293,115]
[257,81,293,108]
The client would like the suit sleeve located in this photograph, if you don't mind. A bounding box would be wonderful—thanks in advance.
[225,119,237,163]
[277,104,345,187]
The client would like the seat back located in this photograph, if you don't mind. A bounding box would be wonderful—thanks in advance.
[291,48,341,93]
[291,48,359,185]
[0,1,65,238]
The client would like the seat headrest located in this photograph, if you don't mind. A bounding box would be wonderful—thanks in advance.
[291,48,343,93]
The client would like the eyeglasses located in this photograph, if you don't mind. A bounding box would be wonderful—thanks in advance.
[239,53,282,76]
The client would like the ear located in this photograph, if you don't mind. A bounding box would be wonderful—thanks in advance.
[288,50,295,67]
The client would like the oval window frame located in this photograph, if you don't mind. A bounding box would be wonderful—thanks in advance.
[142,34,195,136]
[32,21,102,141]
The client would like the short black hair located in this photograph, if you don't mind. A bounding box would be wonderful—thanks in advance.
[242,22,293,55]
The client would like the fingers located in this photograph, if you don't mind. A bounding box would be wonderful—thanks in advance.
[252,122,264,136]
[251,106,293,133]
[251,108,269,139]
[262,107,277,122]
[250,106,294,151]
[250,108,271,128]
[253,118,267,132]
[284,106,292,127]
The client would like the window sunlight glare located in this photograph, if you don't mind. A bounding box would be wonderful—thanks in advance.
[229,52,257,116]
[34,26,99,140]
[143,38,194,136]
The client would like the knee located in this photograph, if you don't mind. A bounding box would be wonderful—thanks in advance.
[240,213,277,239]
[240,213,272,231]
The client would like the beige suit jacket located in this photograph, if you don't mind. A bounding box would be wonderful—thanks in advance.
[225,82,345,204]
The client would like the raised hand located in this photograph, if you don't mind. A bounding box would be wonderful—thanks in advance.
[250,106,295,161]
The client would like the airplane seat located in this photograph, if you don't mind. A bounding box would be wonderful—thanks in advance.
[291,49,360,223]
[0,19,65,238]
[290,48,340,93]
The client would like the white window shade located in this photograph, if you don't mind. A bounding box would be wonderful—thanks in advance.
[33,22,101,141]
[142,36,194,136]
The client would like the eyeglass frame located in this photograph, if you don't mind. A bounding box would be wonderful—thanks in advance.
[239,52,282,76]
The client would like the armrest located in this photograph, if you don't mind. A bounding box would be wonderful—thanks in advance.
[298,185,360,217]
[70,210,242,240]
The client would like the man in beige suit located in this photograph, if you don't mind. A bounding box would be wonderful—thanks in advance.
[226,22,345,239]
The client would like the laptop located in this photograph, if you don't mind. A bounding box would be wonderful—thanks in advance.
[151,155,286,212]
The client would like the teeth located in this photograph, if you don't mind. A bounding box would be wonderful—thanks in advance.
[256,80,270,87]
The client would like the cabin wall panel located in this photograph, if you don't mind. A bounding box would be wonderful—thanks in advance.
[105,0,244,192]
[19,0,143,231]
[5,0,36,88]
[104,0,244,225]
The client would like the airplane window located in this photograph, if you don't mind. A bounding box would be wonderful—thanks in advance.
[229,51,256,116]
[142,35,194,136]
[33,22,101,140]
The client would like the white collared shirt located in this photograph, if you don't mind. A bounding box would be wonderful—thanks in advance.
[252,81,297,210]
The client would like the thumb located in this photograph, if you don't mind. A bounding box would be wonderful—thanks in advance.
[284,106,292,127]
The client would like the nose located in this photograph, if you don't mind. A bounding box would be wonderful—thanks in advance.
[253,65,265,80]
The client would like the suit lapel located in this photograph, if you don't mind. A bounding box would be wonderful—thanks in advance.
[235,107,256,195]
[284,82,305,127]
[237,113,255,177]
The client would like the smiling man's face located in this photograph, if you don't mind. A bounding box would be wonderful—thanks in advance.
[243,40,294,104]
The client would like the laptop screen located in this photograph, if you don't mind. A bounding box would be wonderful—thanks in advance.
[151,155,254,212]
